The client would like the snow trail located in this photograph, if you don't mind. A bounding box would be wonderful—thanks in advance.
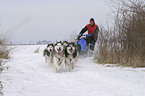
[0,45,145,96]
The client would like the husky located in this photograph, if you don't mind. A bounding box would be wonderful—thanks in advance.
[43,48,48,63]
[43,44,54,66]
[65,43,78,71]
[53,41,65,72]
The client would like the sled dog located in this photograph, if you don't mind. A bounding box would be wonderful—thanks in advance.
[53,41,65,72]
[43,44,54,66]
[65,43,78,71]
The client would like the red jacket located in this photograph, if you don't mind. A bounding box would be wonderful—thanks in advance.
[86,24,98,34]
[80,24,99,35]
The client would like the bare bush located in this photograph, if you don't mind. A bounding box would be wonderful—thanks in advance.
[0,35,11,66]
[95,0,145,67]
[69,31,78,42]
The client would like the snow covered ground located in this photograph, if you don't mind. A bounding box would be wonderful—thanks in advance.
[0,45,145,96]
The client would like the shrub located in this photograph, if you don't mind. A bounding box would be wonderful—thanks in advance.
[95,0,145,67]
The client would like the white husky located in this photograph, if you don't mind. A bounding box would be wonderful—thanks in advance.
[43,44,54,66]
[65,43,78,71]
[52,41,65,72]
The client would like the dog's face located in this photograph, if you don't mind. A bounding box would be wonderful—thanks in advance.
[47,44,54,52]
[63,41,69,47]
[66,43,76,55]
[54,42,64,55]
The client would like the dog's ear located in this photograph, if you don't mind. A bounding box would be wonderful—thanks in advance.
[54,42,58,46]
[66,43,69,47]
[65,41,68,45]
[50,44,54,47]
[72,42,75,46]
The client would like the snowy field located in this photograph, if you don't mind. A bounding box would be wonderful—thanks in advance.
[0,45,145,96]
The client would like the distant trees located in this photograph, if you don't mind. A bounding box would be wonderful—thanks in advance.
[95,0,145,67]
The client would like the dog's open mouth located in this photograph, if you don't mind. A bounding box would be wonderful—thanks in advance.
[69,49,72,53]
[57,51,61,55]
[69,49,75,53]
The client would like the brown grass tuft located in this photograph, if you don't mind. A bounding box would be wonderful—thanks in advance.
[95,0,145,67]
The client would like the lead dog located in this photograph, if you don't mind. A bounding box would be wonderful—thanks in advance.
[65,43,78,71]
[43,44,54,66]
[53,41,65,72]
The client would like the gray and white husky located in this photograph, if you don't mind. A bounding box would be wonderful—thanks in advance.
[65,43,78,71]
[53,41,65,72]
[43,44,54,66]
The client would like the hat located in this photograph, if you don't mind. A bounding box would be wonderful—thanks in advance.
[90,18,95,23]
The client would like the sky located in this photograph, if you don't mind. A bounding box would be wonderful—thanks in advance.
[0,0,112,43]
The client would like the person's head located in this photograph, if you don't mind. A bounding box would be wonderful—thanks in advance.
[89,18,95,25]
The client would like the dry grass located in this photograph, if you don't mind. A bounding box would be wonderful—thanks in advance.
[0,36,11,66]
[34,47,40,53]
[95,0,145,67]
[0,35,12,95]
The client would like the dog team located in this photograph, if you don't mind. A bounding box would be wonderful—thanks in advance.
[43,41,78,72]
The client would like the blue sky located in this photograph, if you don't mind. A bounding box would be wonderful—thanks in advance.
[0,0,112,43]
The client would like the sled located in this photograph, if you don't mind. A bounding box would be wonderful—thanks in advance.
[77,35,88,54]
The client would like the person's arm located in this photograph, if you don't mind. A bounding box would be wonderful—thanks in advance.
[95,27,99,34]
[96,26,99,32]
[94,26,99,40]
[80,26,88,35]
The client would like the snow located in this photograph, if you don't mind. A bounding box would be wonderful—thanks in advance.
[0,45,145,96]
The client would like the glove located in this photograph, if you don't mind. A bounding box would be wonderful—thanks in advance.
[79,33,83,36]
[87,34,92,37]
[78,33,82,40]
